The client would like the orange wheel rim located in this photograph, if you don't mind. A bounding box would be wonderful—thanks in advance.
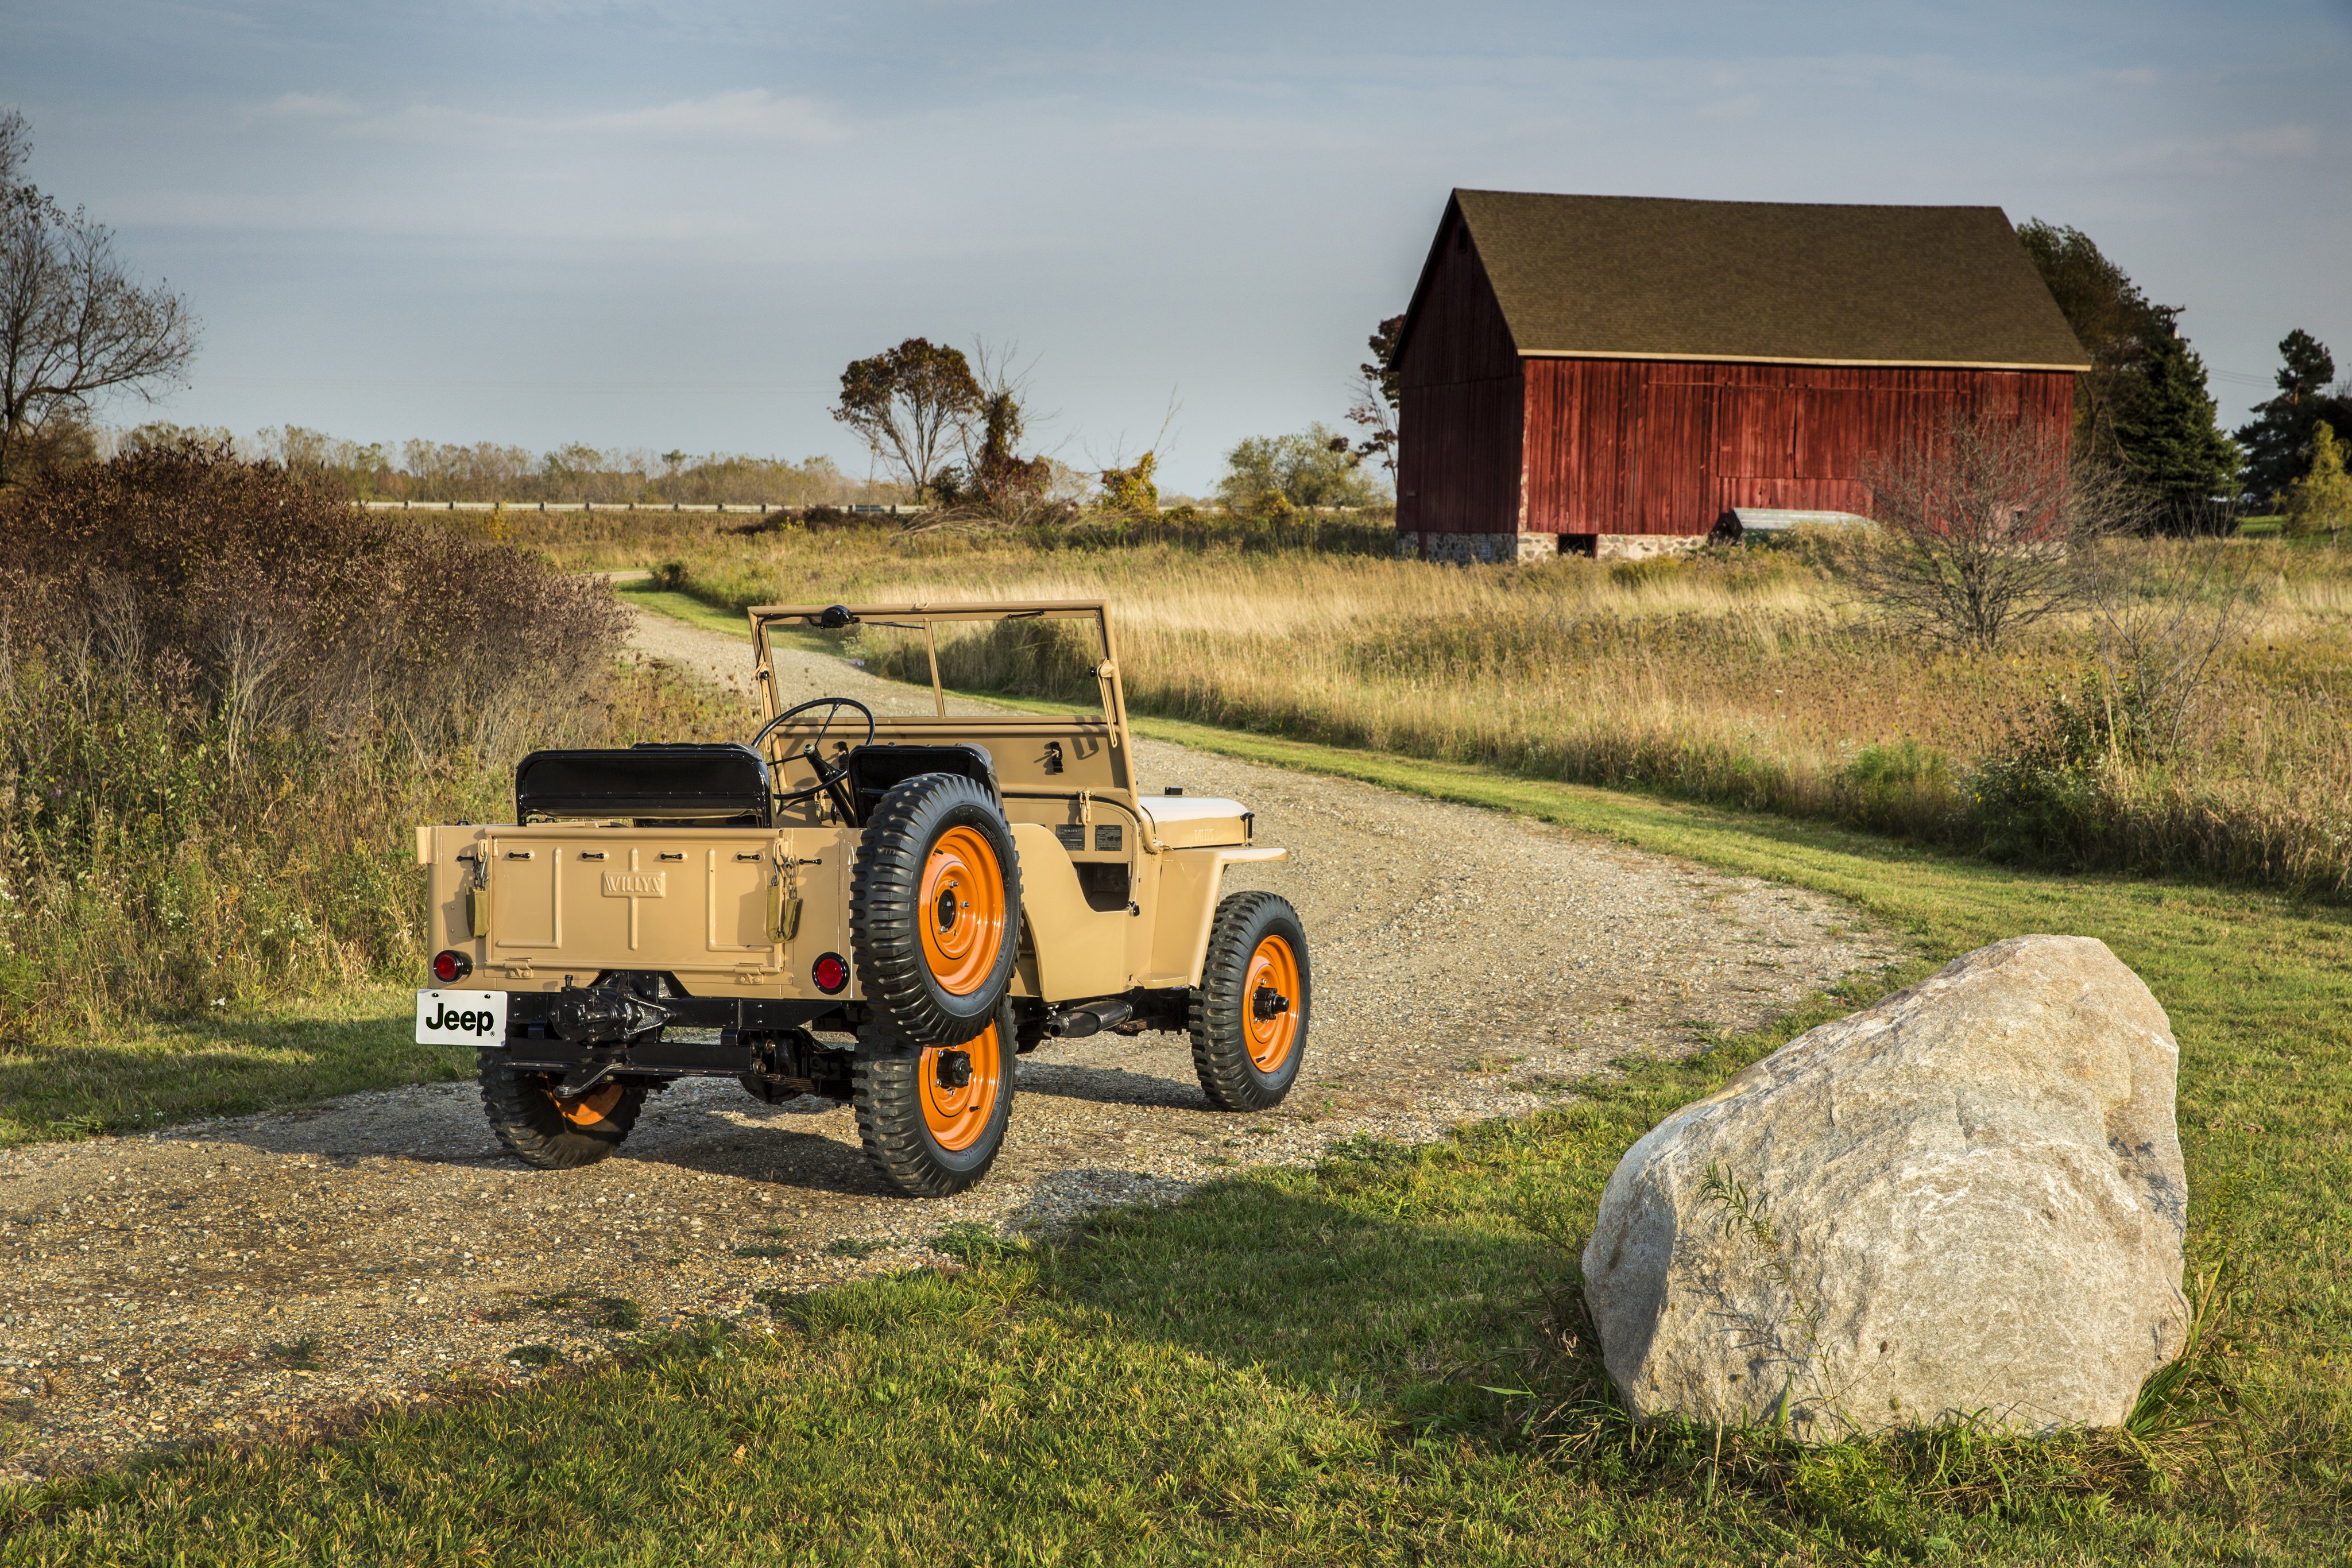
[555,1083,624,1127]
[919,824,1006,996]
[920,1022,1003,1152]
[1243,935,1301,1073]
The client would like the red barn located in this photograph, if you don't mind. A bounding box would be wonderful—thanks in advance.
[1392,191,2091,562]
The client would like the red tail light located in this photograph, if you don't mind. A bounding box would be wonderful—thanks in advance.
[432,950,473,984]
[811,953,848,994]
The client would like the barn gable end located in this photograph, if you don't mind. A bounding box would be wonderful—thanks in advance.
[1394,190,2090,562]
[1393,198,1527,553]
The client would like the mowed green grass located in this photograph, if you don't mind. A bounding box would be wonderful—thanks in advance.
[613,579,754,639]
[0,987,468,1149]
[4,726,2346,1564]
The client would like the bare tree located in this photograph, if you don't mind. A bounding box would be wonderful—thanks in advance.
[1854,411,2139,651]
[1345,313,1403,483]
[1344,367,1398,485]
[0,110,28,189]
[952,339,1061,518]
[0,110,200,485]
[829,336,982,501]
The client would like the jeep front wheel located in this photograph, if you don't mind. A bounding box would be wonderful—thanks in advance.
[480,1058,645,1169]
[851,997,1016,1197]
[1190,892,1310,1112]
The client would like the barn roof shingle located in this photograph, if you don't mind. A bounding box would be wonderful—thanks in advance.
[1429,190,2091,370]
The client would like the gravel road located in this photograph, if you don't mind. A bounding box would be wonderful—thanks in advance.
[0,606,1904,1481]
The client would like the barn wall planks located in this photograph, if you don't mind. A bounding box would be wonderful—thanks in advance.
[1514,359,2078,537]
[1396,207,1525,534]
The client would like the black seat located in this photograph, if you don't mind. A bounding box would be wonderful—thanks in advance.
[842,744,999,825]
[515,743,773,826]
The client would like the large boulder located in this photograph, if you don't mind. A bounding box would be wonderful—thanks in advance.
[1581,935,2187,1437]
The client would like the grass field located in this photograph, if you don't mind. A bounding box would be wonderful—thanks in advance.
[600,523,2352,903]
[5,713,2344,1565]
[0,986,463,1149]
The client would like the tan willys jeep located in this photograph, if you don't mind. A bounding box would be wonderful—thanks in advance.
[414,600,1310,1196]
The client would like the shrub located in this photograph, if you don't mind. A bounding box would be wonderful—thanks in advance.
[1964,681,2114,864]
[0,438,624,756]
[0,442,636,1033]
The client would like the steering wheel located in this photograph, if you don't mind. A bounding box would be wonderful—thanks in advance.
[753,696,876,806]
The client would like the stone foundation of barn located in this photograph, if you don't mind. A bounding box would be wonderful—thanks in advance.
[1396,531,1712,565]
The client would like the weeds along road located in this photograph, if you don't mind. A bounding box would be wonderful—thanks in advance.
[0,607,1905,1481]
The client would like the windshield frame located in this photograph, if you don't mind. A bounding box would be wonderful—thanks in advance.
[745,598,1132,748]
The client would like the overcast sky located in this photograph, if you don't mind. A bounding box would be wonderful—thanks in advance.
[6,1,2349,491]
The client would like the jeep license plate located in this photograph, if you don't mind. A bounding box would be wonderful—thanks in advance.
[416,989,507,1047]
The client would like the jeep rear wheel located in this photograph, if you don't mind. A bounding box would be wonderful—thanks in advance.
[1190,892,1310,1112]
[851,997,1016,1197]
[480,1058,645,1169]
[850,773,1023,1047]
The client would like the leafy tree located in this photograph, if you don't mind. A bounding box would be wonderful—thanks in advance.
[2283,421,2352,543]
[2110,319,2239,528]
[1216,424,1383,516]
[2234,330,2352,506]
[830,338,982,501]
[0,109,199,485]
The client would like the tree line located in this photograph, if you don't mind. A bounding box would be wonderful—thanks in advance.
[104,427,911,509]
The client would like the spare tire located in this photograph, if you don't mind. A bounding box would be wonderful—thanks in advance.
[850,772,1023,1047]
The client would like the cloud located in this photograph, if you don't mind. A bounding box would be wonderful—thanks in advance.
[2222,124,2319,159]
[246,88,843,148]
[1696,93,1762,121]
[2090,122,2319,177]
[587,89,843,144]
[250,91,360,121]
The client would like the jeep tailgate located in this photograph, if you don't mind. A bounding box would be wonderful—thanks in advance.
[421,824,850,997]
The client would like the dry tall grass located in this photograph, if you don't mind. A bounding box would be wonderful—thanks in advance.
[0,445,733,1039]
[633,524,2352,896]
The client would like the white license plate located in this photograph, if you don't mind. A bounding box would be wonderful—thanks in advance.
[416,989,507,1046]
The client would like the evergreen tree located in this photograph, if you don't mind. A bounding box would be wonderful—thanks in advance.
[2233,330,2352,505]
[2016,220,2168,457]
[2109,312,2239,530]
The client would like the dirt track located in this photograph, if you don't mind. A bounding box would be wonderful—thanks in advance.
[0,610,1904,1480]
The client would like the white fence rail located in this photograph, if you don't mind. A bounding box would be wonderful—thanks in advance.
[358,500,926,515]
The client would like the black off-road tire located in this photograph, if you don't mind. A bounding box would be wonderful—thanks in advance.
[480,1056,645,1169]
[851,996,1017,1198]
[850,773,1023,1048]
[1190,892,1311,1112]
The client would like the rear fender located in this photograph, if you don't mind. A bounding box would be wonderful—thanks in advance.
[1009,823,1129,1002]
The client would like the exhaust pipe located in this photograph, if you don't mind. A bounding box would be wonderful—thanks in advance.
[1043,1000,1136,1040]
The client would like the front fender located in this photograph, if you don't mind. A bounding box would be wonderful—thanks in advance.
[1142,846,1289,989]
